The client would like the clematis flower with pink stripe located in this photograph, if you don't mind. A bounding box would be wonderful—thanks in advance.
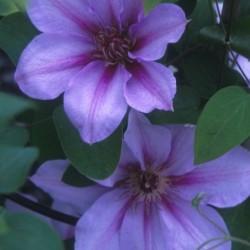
[31,111,250,249]
[15,0,187,143]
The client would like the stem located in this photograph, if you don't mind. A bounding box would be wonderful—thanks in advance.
[229,236,250,247]
[222,0,240,42]
[197,237,227,250]
[5,194,79,226]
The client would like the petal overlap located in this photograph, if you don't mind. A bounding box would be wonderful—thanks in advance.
[124,111,172,169]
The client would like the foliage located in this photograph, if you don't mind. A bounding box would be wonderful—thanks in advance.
[0,0,250,249]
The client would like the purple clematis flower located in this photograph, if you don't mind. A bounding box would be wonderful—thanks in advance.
[15,0,187,143]
[31,111,250,249]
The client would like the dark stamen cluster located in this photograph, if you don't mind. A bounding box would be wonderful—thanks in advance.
[94,27,133,65]
[139,172,160,194]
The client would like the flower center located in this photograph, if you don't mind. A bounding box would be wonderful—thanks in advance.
[94,27,133,65]
[123,168,170,202]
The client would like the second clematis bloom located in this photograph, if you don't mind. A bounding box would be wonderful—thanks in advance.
[31,111,250,249]
[15,0,187,143]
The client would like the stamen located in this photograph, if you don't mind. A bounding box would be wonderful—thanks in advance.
[119,168,170,203]
[94,27,133,65]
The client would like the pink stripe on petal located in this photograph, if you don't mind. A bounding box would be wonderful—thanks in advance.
[75,189,133,250]
[16,54,91,81]
[51,0,97,33]
[125,61,176,113]
[159,196,231,249]
[125,111,172,170]
[172,146,250,208]
[64,61,131,144]
[15,34,94,100]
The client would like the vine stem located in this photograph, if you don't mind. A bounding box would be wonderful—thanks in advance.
[221,0,240,42]
[5,194,79,226]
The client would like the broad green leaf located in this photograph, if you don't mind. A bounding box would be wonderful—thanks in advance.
[0,211,64,250]
[195,86,250,164]
[0,145,39,193]
[0,92,35,127]
[62,166,94,187]
[0,126,29,146]
[53,106,123,179]
[0,0,26,16]
[0,12,37,64]
[149,85,201,124]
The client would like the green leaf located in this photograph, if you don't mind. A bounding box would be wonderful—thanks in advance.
[0,92,35,127]
[62,166,94,187]
[200,25,225,45]
[239,1,250,18]
[0,126,29,146]
[231,16,250,58]
[186,0,216,43]
[0,0,26,16]
[53,106,123,179]
[0,145,39,193]
[31,102,64,163]
[0,210,9,235]
[144,0,161,11]
[195,86,250,164]
[0,12,37,64]
[0,211,64,250]
[219,198,250,250]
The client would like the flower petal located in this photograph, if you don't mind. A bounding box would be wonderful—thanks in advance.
[15,34,94,100]
[75,189,132,250]
[94,142,138,187]
[129,3,187,61]
[234,55,250,87]
[88,0,123,29]
[165,125,196,176]
[159,196,231,250]
[172,146,250,208]
[27,0,99,35]
[125,111,172,170]
[64,61,131,144]
[120,0,144,28]
[31,160,108,214]
[125,61,176,112]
